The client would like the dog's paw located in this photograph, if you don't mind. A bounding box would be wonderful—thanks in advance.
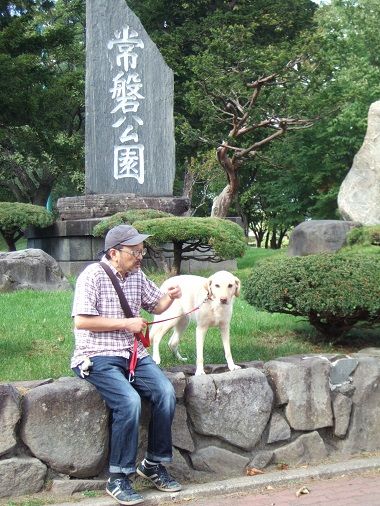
[195,368,206,376]
[229,364,241,372]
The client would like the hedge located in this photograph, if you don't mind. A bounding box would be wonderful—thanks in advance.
[243,252,380,340]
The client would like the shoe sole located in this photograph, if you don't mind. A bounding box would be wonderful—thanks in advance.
[136,468,182,492]
[106,487,144,505]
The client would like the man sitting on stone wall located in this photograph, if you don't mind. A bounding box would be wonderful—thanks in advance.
[71,224,182,506]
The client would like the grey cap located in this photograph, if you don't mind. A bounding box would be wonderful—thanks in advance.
[104,224,151,251]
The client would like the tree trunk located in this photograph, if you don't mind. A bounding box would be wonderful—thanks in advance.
[264,231,270,249]
[171,242,183,276]
[2,231,17,251]
[211,184,234,218]
[212,145,240,218]
[270,227,277,249]
[146,246,171,274]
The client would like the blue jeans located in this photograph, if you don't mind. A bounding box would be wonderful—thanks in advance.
[73,355,176,475]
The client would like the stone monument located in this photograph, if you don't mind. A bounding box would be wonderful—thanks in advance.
[27,0,189,274]
[86,0,175,196]
[338,100,380,225]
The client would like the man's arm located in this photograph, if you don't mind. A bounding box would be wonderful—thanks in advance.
[152,284,182,315]
[74,315,147,333]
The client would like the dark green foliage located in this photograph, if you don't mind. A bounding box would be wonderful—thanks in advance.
[243,252,380,340]
[94,213,246,274]
[134,216,246,258]
[0,201,53,251]
[92,209,173,237]
[346,226,380,247]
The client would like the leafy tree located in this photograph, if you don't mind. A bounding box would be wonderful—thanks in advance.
[127,0,317,205]
[278,0,380,219]
[0,201,53,251]
[0,0,85,206]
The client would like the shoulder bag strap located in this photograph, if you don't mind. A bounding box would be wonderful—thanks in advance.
[99,262,150,382]
[99,261,134,318]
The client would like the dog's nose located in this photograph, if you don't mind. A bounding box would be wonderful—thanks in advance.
[220,297,228,304]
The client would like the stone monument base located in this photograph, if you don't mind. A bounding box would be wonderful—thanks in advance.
[26,218,104,277]
[56,194,190,220]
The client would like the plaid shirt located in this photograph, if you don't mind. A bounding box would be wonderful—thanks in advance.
[71,257,163,368]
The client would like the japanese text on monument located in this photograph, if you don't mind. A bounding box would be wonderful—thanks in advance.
[108,27,145,184]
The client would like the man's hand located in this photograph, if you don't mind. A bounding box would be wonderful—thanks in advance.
[126,317,147,333]
[166,284,182,300]
[152,284,182,315]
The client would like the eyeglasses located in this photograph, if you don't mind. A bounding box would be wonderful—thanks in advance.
[118,247,147,258]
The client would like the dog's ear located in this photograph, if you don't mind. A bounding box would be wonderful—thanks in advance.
[203,278,213,296]
[234,277,241,297]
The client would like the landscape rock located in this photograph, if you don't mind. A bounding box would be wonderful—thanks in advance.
[165,371,187,400]
[267,412,291,444]
[330,357,358,386]
[190,446,250,477]
[265,357,333,431]
[332,392,352,438]
[20,377,108,477]
[247,450,274,470]
[0,384,21,456]
[337,356,380,454]
[287,220,359,256]
[0,457,47,498]
[186,368,273,450]
[272,431,328,466]
[172,403,195,452]
[338,100,380,225]
[0,249,71,291]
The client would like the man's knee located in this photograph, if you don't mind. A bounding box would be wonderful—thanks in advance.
[117,388,142,417]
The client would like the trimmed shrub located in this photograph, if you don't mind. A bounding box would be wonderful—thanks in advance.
[0,202,54,251]
[94,213,246,274]
[243,252,380,340]
[93,209,173,237]
[346,225,380,247]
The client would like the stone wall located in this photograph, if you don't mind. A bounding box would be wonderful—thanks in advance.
[1,350,379,499]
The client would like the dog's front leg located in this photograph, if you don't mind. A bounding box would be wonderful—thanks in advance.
[195,326,207,375]
[220,322,241,372]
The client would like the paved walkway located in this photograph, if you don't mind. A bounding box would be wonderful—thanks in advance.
[180,472,380,506]
[49,456,380,506]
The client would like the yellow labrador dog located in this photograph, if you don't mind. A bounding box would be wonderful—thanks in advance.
[151,270,241,375]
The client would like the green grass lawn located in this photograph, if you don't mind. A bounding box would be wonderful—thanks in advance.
[0,246,378,382]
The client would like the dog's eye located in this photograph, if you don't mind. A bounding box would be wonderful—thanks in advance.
[215,284,220,288]
[228,284,233,288]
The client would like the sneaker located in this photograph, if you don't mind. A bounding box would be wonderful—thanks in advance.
[106,477,144,505]
[137,461,182,492]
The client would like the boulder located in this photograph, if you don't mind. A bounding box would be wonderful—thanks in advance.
[20,377,109,477]
[190,446,250,477]
[288,220,359,256]
[267,412,291,444]
[338,100,380,225]
[185,368,273,450]
[265,356,333,431]
[0,249,71,291]
[0,384,21,456]
[272,431,328,465]
[0,457,47,498]
[337,356,380,454]
[332,392,352,438]
[172,403,195,452]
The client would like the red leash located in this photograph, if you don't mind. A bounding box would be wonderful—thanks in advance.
[129,300,207,381]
